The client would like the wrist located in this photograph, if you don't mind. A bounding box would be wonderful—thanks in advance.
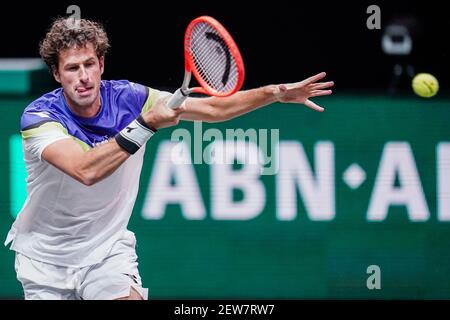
[115,115,157,155]
[137,114,158,132]
[142,112,160,130]
[264,84,282,103]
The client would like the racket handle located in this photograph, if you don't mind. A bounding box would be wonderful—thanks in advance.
[167,89,188,109]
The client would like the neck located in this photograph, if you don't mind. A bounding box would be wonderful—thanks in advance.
[64,93,101,118]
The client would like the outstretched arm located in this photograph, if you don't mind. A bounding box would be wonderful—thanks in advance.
[182,72,334,123]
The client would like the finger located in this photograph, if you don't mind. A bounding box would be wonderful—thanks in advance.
[310,89,333,97]
[284,72,328,89]
[301,72,327,86]
[304,99,324,112]
[308,81,334,90]
[173,103,186,114]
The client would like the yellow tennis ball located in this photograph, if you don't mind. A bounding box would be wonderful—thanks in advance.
[412,73,439,98]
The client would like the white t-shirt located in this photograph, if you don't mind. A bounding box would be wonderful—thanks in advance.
[5,80,163,268]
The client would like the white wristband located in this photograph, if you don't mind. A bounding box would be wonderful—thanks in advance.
[115,115,156,154]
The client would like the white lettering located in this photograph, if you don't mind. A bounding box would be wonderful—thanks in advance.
[367,142,429,221]
[277,141,335,221]
[438,143,450,221]
[142,142,206,219]
[211,141,265,220]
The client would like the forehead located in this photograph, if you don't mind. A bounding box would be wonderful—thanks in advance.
[58,43,97,66]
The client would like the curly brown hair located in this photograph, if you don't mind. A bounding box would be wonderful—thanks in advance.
[39,17,110,71]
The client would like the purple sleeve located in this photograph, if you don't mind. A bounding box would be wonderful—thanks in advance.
[130,82,150,111]
[21,107,61,131]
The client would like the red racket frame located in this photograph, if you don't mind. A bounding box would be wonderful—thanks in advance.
[184,16,245,97]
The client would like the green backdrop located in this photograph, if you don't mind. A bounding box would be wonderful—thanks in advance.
[1,92,449,299]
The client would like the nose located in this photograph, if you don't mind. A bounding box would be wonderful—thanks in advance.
[79,66,89,83]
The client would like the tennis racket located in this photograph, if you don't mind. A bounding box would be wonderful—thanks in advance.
[167,16,245,109]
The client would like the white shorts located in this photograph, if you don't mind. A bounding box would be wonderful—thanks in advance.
[14,230,149,300]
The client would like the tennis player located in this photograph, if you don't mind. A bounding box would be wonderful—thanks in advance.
[4,17,333,300]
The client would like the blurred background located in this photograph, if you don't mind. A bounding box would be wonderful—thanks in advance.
[1,0,449,299]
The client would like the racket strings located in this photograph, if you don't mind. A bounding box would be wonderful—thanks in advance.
[189,22,239,93]
[190,24,222,85]
[191,24,229,89]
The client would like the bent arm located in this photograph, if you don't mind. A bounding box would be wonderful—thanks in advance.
[42,138,130,186]
[39,94,186,186]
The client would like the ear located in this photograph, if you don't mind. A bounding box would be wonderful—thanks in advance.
[99,56,105,75]
[52,66,61,83]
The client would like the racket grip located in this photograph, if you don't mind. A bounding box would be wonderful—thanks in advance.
[167,89,188,109]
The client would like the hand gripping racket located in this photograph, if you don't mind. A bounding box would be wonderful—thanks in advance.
[167,16,245,109]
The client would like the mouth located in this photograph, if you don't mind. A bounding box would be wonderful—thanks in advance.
[76,86,94,96]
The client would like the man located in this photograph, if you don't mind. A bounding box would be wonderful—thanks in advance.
[4,18,333,300]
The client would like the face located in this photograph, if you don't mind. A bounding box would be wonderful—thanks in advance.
[53,43,104,112]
